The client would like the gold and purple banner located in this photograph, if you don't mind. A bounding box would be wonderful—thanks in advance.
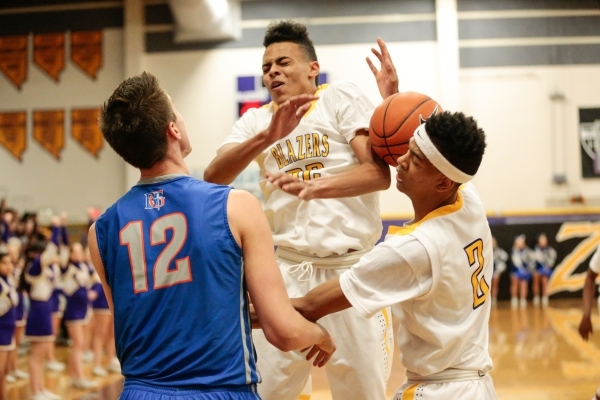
[0,36,28,89]
[0,112,27,161]
[72,108,103,157]
[33,109,64,160]
[33,32,65,82]
[71,31,102,80]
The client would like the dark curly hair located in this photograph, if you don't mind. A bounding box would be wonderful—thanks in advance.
[99,72,176,169]
[425,111,486,177]
[263,20,319,85]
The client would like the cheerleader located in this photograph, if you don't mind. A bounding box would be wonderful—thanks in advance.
[491,236,509,306]
[533,233,557,307]
[62,243,97,389]
[45,215,68,373]
[88,251,119,377]
[0,252,18,400]
[5,238,28,382]
[24,242,60,400]
[510,234,536,309]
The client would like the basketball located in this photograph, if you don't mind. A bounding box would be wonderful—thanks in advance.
[369,92,443,167]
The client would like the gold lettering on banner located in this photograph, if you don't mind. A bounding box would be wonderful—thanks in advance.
[71,108,103,157]
[0,112,26,161]
[0,36,28,89]
[71,31,102,79]
[33,110,64,160]
[33,33,65,82]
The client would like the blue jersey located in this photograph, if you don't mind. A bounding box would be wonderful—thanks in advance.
[95,174,258,389]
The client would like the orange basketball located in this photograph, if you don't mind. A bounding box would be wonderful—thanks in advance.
[369,92,443,167]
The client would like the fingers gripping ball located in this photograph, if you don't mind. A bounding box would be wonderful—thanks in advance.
[369,92,443,167]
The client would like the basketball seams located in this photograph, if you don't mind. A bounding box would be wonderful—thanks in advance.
[369,92,441,167]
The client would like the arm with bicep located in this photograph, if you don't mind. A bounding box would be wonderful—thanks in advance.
[87,224,114,314]
[227,190,335,366]
[295,237,430,321]
[204,95,318,185]
[267,133,390,200]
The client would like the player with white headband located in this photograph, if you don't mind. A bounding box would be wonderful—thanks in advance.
[287,111,499,399]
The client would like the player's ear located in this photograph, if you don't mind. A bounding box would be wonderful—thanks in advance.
[435,175,456,193]
[308,60,320,82]
[166,121,180,140]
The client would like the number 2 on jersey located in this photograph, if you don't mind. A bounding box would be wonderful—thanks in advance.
[120,213,192,294]
[464,239,489,309]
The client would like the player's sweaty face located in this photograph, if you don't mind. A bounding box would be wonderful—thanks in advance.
[262,42,318,105]
[395,138,441,196]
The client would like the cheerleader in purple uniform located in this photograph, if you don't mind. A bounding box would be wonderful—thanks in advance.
[0,252,17,399]
[23,241,60,400]
[62,243,97,389]
[5,238,28,382]
[46,215,68,374]
[88,259,119,377]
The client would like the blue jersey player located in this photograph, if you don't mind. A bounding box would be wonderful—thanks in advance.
[87,72,335,400]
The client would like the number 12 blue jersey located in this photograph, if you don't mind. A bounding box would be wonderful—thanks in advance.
[95,174,259,389]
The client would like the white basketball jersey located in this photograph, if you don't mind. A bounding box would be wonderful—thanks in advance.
[222,81,381,256]
[389,184,493,375]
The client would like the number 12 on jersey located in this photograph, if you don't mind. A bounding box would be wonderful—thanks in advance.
[464,239,489,310]
[120,213,192,294]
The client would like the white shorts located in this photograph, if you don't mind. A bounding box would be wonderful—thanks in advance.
[254,248,394,400]
[393,374,498,400]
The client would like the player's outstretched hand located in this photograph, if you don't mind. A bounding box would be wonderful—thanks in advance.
[579,316,593,340]
[265,94,318,143]
[367,37,399,99]
[303,323,335,367]
[266,172,315,201]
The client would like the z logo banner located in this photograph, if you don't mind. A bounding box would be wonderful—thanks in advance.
[547,221,600,295]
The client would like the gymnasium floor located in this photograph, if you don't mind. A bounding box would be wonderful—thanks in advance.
[6,298,600,400]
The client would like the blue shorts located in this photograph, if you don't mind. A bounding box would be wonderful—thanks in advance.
[511,267,531,280]
[15,292,25,322]
[25,299,54,340]
[64,290,89,323]
[119,381,261,400]
[92,289,109,310]
[537,266,552,278]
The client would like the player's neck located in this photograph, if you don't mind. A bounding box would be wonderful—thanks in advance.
[139,157,189,181]
[411,190,458,223]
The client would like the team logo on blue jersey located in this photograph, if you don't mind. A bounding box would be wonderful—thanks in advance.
[144,190,165,210]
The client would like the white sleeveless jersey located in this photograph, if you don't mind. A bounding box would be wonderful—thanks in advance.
[340,183,494,376]
[222,81,381,256]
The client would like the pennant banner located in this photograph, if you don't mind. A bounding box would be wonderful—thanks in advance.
[71,31,102,80]
[33,110,64,160]
[71,108,103,157]
[33,33,65,82]
[0,36,28,90]
[0,112,27,161]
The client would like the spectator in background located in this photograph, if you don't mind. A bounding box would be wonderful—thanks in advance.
[533,233,557,308]
[510,234,535,309]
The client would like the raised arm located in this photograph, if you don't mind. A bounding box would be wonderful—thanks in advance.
[87,223,114,314]
[203,94,317,185]
[228,189,335,366]
[266,132,390,200]
[367,37,399,99]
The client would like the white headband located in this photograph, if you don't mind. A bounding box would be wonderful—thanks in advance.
[413,124,474,183]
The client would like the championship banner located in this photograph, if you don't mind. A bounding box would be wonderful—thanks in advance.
[71,108,103,157]
[0,35,28,90]
[33,110,64,160]
[0,112,26,161]
[579,108,600,178]
[70,31,102,79]
[33,33,65,82]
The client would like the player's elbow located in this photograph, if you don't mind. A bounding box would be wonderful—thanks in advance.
[203,164,231,185]
[262,326,303,352]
